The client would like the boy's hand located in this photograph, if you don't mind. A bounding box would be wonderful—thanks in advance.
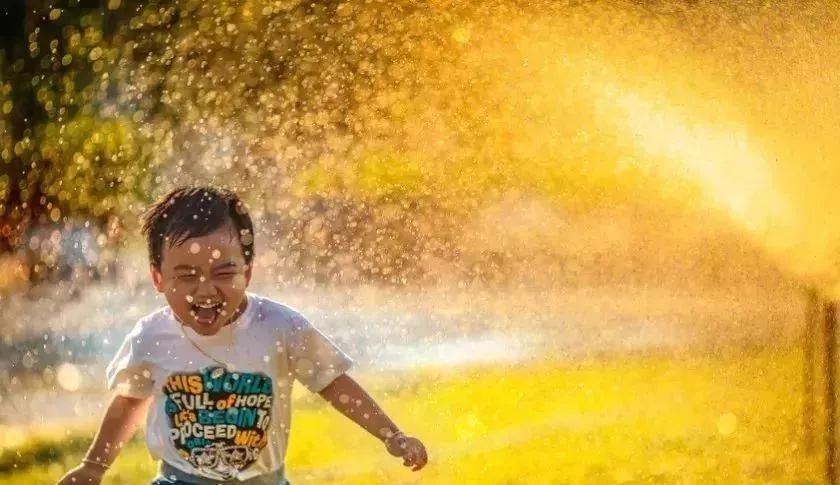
[56,462,107,485]
[385,432,428,471]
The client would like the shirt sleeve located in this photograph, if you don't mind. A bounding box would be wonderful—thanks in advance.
[105,326,155,399]
[287,312,354,393]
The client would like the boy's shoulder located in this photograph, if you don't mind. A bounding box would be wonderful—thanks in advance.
[248,292,310,331]
[127,304,178,339]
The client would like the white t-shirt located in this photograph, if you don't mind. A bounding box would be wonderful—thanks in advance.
[105,292,353,481]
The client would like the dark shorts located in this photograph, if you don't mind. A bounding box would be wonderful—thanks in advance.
[151,461,290,485]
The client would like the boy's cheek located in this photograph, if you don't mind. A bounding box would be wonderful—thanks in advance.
[231,274,249,289]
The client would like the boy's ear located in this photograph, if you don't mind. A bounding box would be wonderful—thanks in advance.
[150,264,164,292]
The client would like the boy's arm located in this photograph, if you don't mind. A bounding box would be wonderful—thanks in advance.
[318,373,428,471]
[57,394,151,485]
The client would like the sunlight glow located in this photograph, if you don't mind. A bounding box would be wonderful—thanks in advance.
[609,88,794,239]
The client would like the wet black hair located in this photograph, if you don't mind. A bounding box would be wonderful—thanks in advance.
[140,186,255,269]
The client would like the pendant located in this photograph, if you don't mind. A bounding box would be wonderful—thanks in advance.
[211,367,226,379]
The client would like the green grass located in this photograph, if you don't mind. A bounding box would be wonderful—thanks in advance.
[0,347,824,484]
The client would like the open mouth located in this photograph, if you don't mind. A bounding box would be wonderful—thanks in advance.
[190,301,225,326]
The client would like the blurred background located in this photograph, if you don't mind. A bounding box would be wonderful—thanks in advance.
[1,0,838,483]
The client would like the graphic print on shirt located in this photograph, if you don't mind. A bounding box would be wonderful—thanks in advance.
[163,367,273,479]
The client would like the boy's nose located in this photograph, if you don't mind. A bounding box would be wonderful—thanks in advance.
[194,278,220,299]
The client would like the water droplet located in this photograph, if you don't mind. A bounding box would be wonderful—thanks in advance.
[717,412,737,436]
[56,363,82,391]
[452,26,471,44]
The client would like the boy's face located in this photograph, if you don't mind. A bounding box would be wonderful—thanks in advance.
[150,224,252,336]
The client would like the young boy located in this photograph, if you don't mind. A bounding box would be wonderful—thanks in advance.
[58,186,428,485]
